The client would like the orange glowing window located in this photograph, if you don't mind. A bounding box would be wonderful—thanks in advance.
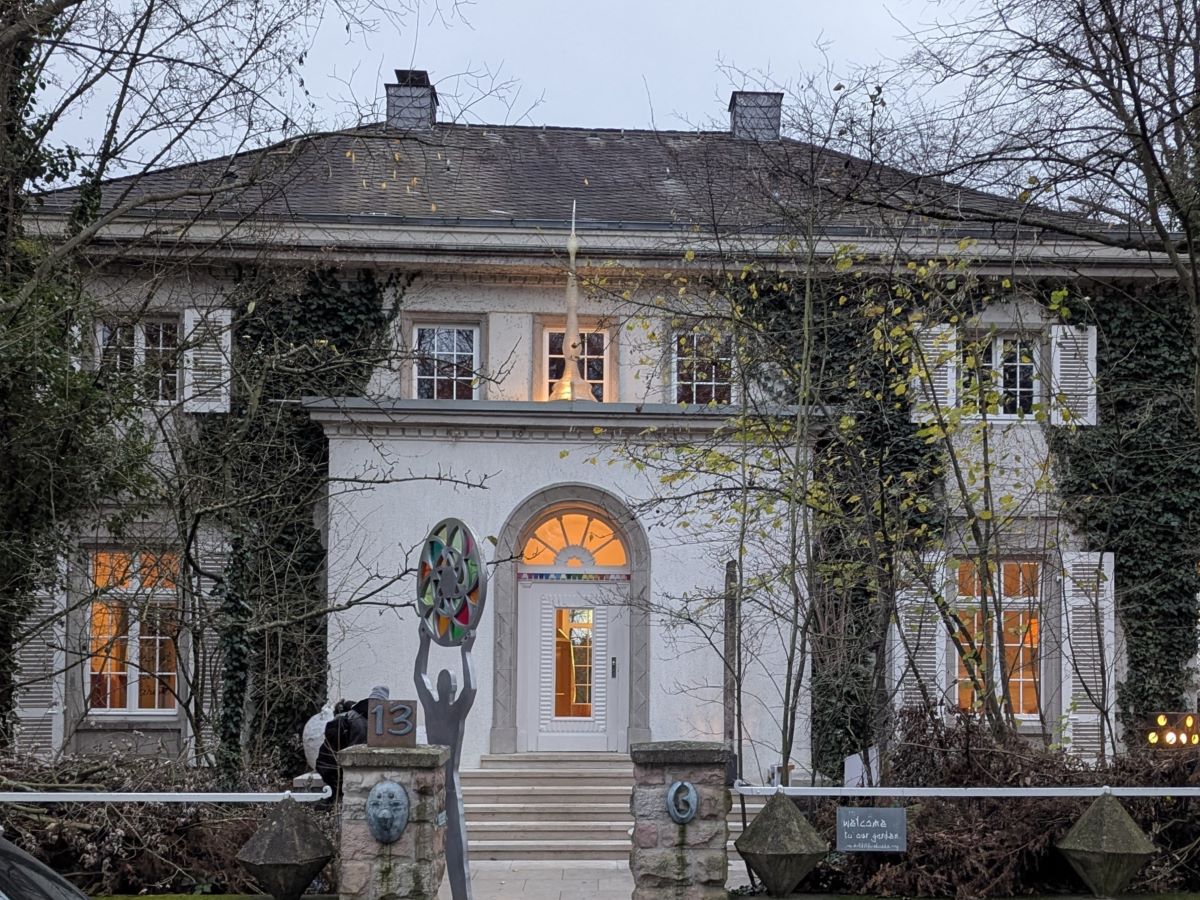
[88,550,180,712]
[521,512,627,568]
[955,560,1040,716]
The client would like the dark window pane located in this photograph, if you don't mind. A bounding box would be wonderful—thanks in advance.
[586,359,604,380]
[549,331,564,355]
[590,383,604,401]
[585,332,604,355]
[416,328,434,351]
[696,384,713,404]
[714,384,732,403]
[548,358,565,380]
[417,380,434,399]
[456,329,474,353]
[417,358,434,378]
[436,379,455,400]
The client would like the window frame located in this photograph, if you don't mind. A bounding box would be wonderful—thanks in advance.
[95,318,181,405]
[960,331,1043,421]
[671,328,736,405]
[411,323,481,401]
[86,549,181,716]
[952,558,1043,720]
[540,324,613,402]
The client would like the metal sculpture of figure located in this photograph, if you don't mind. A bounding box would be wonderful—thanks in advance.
[416,626,476,900]
[413,518,487,900]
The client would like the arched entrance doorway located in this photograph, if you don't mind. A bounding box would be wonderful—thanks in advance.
[516,509,630,751]
[489,485,651,755]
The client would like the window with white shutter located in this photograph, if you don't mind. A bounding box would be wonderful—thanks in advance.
[892,556,950,710]
[1049,324,1098,426]
[1059,551,1117,759]
[909,324,958,422]
[14,592,66,757]
[182,307,232,413]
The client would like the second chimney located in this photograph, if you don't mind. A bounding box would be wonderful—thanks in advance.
[729,91,783,141]
[386,69,438,131]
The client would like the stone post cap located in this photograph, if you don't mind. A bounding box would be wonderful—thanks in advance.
[630,741,730,766]
[337,744,450,768]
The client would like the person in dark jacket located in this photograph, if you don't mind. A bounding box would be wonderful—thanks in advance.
[315,686,388,797]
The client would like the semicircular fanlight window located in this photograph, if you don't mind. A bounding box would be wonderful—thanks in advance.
[521,512,628,568]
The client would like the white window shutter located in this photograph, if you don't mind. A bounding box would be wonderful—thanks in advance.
[892,555,950,711]
[14,591,66,758]
[1049,324,1097,426]
[1059,551,1117,759]
[182,308,233,413]
[910,323,958,422]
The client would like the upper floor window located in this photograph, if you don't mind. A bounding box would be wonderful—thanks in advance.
[414,325,478,400]
[954,559,1040,716]
[545,329,608,402]
[88,549,180,713]
[911,322,1097,426]
[97,319,180,403]
[961,334,1039,417]
[674,330,733,404]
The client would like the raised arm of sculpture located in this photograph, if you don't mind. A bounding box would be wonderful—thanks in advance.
[453,629,478,714]
[414,625,434,708]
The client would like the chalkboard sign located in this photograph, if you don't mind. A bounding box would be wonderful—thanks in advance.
[836,806,907,853]
[367,698,418,748]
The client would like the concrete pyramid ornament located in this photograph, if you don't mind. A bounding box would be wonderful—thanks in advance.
[236,798,334,900]
[734,791,829,897]
[1056,793,1156,897]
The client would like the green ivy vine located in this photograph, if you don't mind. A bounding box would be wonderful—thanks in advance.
[1051,286,1200,723]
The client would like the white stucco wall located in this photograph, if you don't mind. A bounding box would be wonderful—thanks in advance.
[321,412,811,776]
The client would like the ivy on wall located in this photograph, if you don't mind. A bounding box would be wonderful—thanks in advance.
[192,267,400,776]
[1051,286,1200,722]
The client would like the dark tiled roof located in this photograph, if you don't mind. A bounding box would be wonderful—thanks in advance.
[34,122,1101,239]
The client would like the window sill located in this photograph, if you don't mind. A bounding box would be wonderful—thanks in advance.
[83,710,179,721]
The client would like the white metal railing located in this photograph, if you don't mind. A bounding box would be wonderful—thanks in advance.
[0,787,330,804]
[734,783,1200,799]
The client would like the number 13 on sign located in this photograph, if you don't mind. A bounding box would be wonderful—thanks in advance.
[367,699,418,748]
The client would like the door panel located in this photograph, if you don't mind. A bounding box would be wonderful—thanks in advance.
[517,582,628,752]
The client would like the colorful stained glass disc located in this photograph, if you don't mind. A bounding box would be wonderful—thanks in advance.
[417,518,488,646]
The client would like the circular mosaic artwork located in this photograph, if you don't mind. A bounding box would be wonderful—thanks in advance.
[417,518,488,646]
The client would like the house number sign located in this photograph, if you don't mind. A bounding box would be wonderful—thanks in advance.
[366,698,418,748]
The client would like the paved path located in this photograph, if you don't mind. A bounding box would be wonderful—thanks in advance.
[437,860,756,899]
[437,861,630,900]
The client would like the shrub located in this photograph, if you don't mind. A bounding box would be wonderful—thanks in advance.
[797,711,1200,898]
[0,751,336,895]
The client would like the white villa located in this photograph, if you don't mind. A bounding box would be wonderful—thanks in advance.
[16,67,1140,784]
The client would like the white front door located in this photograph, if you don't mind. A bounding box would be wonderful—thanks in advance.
[516,581,629,752]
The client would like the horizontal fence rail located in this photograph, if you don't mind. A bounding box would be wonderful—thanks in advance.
[734,783,1200,799]
[0,788,330,804]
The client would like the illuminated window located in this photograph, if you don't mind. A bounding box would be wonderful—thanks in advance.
[545,329,608,401]
[955,560,1040,716]
[413,325,478,399]
[97,320,180,403]
[521,512,628,568]
[554,608,593,717]
[89,550,180,713]
[674,331,733,404]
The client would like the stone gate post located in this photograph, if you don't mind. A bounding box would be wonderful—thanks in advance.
[629,741,731,900]
[338,745,449,900]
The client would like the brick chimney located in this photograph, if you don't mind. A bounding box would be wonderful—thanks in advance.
[385,69,438,130]
[729,91,783,141]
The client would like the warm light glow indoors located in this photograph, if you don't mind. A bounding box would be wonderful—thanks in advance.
[554,608,593,718]
[1157,714,1169,727]
[522,512,627,568]
[1148,732,1159,744]
[1167,731,1178,745]
[955,561,1039,715]
[89,550,179,711]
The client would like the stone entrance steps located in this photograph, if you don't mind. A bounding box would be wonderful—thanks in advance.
[461,752,763,861]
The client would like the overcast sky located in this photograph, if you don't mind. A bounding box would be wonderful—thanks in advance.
[303,0,932,131]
